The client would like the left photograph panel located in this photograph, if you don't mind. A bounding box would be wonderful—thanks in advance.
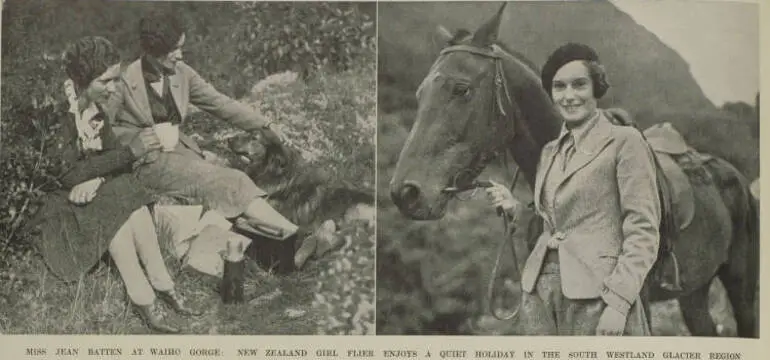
[0,1,376,335]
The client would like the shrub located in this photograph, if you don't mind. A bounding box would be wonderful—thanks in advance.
[232,2,375,81]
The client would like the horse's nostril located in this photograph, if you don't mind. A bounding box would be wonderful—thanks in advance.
[391,180,422,208]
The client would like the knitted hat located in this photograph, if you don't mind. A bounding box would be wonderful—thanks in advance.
[541,42,609,99]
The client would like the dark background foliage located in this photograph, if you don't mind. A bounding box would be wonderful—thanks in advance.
[376,1,758,335]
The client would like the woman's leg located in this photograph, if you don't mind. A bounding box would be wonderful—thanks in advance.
[108,211,155,306]
[127,207,174,292]
[129,206,202,316]
[108,207,183,333]
[242,197,299,236]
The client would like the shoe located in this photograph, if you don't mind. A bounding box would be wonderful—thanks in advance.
[158,290,203,317]
[135,302,180,334]
[294,232,318,269]
[313,220,342,259]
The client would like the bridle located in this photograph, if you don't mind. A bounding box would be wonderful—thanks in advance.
[431,44,524,321]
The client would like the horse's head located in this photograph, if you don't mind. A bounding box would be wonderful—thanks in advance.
[389,4,557,220]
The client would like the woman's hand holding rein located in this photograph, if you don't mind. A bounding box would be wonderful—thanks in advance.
[485,179,520,216]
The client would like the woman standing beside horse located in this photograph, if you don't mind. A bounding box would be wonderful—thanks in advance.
[487,43,660,336]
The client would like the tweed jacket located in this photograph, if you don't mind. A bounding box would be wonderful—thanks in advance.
[520,111,661,314]
[106,58,266,156]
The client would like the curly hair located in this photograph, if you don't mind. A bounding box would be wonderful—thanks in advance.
[541,42,610,100]
[62,36,120,90]
[139,12,186,57]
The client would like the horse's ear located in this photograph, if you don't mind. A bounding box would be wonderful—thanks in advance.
[471,2,508,47]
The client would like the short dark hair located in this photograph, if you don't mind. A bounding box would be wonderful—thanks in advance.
[139,12,185,57]
[541,42,610,99]
[63,36,121,89]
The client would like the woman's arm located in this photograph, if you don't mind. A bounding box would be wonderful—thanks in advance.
[601,129,662,315]
[57,114,138,189]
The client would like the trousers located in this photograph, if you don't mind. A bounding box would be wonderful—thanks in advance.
[108,207,174,306]
[518,250,651,336]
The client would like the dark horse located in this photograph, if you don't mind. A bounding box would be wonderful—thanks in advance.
[389,4,758,337]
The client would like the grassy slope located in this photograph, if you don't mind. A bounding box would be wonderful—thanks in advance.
[0,225,321,335]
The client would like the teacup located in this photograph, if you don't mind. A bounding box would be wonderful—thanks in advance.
[153,122,179,152]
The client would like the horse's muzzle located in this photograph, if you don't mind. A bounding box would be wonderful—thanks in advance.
[390,180,422,210]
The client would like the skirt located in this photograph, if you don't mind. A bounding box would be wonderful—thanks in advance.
[30,174,155,282]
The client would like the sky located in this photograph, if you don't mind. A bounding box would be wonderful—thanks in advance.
[610,0,759,107]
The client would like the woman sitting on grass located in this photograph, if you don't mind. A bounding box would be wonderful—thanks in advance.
[27,36,201,334]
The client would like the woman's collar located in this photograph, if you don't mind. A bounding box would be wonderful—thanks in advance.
[557,110,601,147]
[141,55,176,79]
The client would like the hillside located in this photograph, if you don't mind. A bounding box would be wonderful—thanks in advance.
[379,1,715,117]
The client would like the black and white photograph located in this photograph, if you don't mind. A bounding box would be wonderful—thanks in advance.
[1,1,375,335]
[378,1,759,337]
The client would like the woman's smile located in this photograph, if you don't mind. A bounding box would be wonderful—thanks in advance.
[551,60,598,124]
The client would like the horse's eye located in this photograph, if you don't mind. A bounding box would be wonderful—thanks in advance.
[452,83,472,98]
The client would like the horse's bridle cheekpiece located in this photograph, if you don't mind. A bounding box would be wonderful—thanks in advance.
[437,44,519,196]
[431,44,524,321]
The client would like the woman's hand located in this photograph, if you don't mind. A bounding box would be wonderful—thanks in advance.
[596,306,628,336]
[259,123,291,164]
[68,177,104,205]
[485,180,520,214]
[128,128,162,158]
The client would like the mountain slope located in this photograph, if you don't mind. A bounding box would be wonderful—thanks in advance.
[378,1,716,117]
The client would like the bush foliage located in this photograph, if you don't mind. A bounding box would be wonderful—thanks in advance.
[233,2,375,80]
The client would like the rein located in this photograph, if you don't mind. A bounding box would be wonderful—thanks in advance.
[437,44,523,321]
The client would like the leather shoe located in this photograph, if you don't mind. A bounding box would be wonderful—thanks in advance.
[158,290,203,317]
[135,303,179,334]
[294,233,318,269]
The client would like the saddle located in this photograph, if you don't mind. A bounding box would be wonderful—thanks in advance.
[605,111,708,292]
[642,122,719,292]
[643,122,714,232]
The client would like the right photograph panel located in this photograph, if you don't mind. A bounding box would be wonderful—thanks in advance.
[376,1,759,337]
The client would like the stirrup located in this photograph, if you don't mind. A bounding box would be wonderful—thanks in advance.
[659,253,683,292]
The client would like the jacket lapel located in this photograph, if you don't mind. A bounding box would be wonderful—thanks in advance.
[533,141,559,214]
[122,60,154,126]
[558,113,615,185]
